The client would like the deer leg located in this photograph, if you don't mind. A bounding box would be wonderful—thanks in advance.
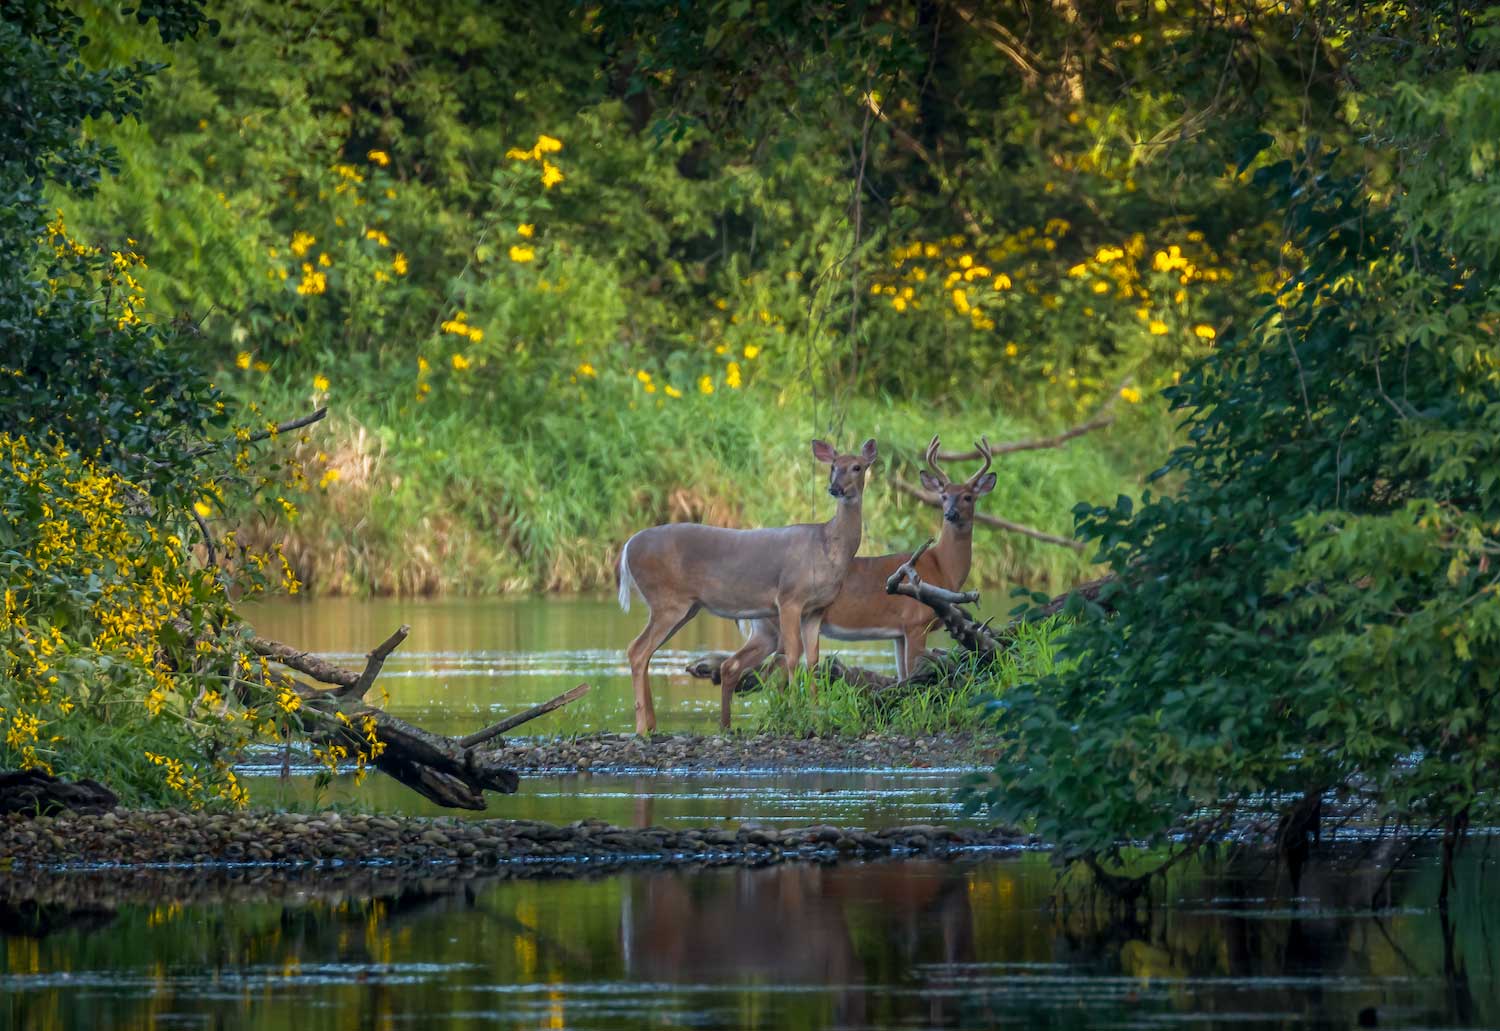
[801,612,823,701]
[777,602,805,688]
[718,626,778,729]
[902,627,930,681]
[626,601,699,735]
[893,639,909,681]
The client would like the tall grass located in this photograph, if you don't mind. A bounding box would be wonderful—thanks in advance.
[247,368,1161,597]
[745,617,1069,738]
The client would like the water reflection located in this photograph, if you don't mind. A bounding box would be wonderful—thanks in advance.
[241,596,909,737]
[1,844,1495,1029]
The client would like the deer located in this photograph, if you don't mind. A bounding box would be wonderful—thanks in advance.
[616,438,878,734]
[719,435,994,686]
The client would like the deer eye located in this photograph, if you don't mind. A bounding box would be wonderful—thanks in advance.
[964,495,973,502]
[852,465,861,473]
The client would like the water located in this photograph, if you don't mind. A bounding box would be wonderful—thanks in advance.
[240,596,974,825]
[4,599,1496,1027]
[1,845,1496,1029]
[241,594,910,738]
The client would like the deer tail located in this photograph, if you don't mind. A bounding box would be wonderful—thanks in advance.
[617,537,636,613]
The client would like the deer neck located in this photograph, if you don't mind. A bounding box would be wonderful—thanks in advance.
[823,495,864,567]
[930,518,973,590]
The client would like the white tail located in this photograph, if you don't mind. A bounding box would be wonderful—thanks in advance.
[617,538,636,613]
[621,438,878,734]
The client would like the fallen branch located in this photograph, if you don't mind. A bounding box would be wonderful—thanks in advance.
[892,477,1086,550]
[247,625,586,810]
[460,684,591,749]
[885,539,1003,655]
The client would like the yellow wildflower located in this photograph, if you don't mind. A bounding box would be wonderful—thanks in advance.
[517,223,535,238]
[698,375,714,395]
[367,149,390,167]
[726,362,742,389]
[576,362,596,377]
[509,245,536,263]
[235,352,252,370]
[290,231,315,257]
[534,134,563,155]
[541,161,564,189]
[254,361,271,373]
[193,500,212,518]
[1004,342,1019,357]
[664,384,681,398]
[317,252,331,267]
[451,353,470,371]
[1120,386,1143,404]
[468,327,483,343]
[743,344,760,360]
[418,356,430,375]
[1194,324,1217,339]
[951,289,970,315]
[392,252,408,275]
[636,369,652,383]
[1149,320,1168,336]
[313,374,330,392]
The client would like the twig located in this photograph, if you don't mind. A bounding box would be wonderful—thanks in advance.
[186,407,328,459]
[458,684,591,749]
[935,407,1115,461]
[891,477,1086,550]
[343,624,412,701]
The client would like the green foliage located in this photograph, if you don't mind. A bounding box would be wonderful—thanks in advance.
[749,618,1067,738]
[970,7,1500,864]
[0,0,313,805]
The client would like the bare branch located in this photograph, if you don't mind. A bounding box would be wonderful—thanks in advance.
[459,684,591,749]
[344,624,411,701]
[187,407,328,459]
[935,407,1115,461]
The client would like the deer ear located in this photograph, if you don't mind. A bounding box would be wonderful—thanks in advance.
[858,438,878,463]
[811,439,837,464]
[919,470,944,493]
[972,471,997,496]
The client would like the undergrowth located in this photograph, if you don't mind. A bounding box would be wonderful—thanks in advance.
[245,370,1160,597]
[745,617,1068,738]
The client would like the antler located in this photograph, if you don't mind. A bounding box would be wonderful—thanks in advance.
[967,436,993,485]
[923,434,950,485]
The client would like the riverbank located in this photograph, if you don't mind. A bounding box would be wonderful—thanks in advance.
[489,731,997,774]
[0,808,1034,877]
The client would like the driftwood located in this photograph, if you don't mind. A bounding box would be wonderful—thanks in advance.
[249,625,589,810]
[0,770,119,818]
[685,653,898,694]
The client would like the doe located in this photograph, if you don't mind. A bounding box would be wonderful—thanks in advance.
[617,438,878,733]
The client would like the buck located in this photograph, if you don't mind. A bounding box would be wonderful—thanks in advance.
[617,438,878,734]
[720,435,994,686]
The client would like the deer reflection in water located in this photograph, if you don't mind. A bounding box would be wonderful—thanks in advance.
[620,860,976,1026]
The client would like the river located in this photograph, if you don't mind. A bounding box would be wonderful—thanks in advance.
[1,598,1495,1029]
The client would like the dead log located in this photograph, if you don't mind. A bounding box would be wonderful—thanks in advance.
[884,539,1003,655]
[684,653,897,693]
[0,770,118,817]
[247,625,589,810]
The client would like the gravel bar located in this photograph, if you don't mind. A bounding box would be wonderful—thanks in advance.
[491,731,997,773]
[0,808,1034,879]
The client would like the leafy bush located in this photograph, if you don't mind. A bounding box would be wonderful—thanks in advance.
[0,0,316,804]
[970,6,1500,869]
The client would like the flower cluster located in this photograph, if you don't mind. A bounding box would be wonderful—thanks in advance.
[505,134,565,190]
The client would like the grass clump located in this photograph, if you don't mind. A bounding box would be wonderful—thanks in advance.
[745,617,1068,738]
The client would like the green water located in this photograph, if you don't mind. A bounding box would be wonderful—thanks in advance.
[3,599,1494,1028]
[240,596,980,825]
[1,845,1496,1029]
[242,594,912,737]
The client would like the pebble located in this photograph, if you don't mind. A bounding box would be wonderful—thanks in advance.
[0,807,1034,876]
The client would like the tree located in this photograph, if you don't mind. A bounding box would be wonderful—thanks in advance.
[971,4,1500,896]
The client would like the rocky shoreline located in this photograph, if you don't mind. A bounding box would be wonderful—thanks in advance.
[489,731,997,773]
[0,808,1034,879]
